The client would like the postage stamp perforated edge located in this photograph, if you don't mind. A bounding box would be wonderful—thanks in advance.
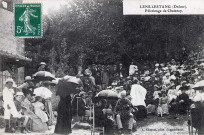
[14,3,43,38]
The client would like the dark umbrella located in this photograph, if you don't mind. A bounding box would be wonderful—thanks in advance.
[182,71,191,77]
[179,85,190,90]
[33,71,55,81]
[95,90,119,99]
[47,78,61,86]
[56,76,81,98]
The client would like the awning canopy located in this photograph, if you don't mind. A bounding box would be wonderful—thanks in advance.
[0,49,32,68]
[0,50,31,62]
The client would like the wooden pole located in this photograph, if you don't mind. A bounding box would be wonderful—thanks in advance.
[76,97,79,119]
[93,104,95,135]
[187,110,190,135]
[190,110,193,135]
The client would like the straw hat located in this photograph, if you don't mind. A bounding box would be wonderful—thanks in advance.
[5,78,14,84]
[155,63,159,67]
[40,62,46,65]
[79,91,86,96]
[25,76,33,82]
[16,92,24,96]
[120,90,127,97]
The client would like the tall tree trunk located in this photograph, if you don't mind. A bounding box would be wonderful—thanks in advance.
[49,47,56,75]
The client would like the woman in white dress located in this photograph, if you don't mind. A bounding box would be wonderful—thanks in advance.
[32,96,48,123]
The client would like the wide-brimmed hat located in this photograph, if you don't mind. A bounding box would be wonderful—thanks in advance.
[16,92,24,96]
[5,78,14,84]
[155,63,159,67]
[120,90,126,96]
[144,76,150,81]
[165,73,170,76]
[79,91,87,96]
[160,63,165,67]
[25,76,33,82]
[40,62,46,65]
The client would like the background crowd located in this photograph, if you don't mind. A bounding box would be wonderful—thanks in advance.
[1,50,204,134]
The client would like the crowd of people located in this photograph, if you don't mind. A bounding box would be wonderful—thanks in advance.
[73,52,204,134]
[1,51,204,134]
[1,62,55,133]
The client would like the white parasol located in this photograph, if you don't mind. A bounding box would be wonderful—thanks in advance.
[34,87,52,99]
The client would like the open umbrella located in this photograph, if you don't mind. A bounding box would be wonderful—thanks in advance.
[56,76,81,98]
[33,71,55,81]
[182,71,191,77]
[34,87,52,99]
[192,80,204,90]
[200,63,204,67]
[95,90,119,99]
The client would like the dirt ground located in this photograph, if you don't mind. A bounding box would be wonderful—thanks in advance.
[0,115,194,135]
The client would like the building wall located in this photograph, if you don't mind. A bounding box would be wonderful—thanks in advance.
[0,5,25,91]
[0,8,25,56]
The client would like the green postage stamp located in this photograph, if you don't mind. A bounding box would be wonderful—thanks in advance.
[14,3,42,38]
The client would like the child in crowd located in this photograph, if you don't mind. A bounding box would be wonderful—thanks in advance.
[157,92,169,117]
[14,92,31,133]
[3,78,20,133]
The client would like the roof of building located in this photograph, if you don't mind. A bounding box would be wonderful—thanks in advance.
[0,49,32,62]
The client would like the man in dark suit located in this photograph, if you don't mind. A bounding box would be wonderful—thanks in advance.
[190,101,204,135]
[118,63,127,78]
[176,86,190,114]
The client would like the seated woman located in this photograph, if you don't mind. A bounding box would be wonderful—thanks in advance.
[72,91,90,118]
[157,92,169,117]
[146,94,156,115]
[22,92,48,132]
[32,96,48,132]
[94,99,114,134]
[168,89,179,118]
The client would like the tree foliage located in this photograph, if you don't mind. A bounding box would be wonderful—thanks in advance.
[25,0,204,76]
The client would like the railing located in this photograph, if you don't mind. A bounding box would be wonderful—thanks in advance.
[0,71,12,92]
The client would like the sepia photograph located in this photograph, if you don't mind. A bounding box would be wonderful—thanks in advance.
[0,0,204,134]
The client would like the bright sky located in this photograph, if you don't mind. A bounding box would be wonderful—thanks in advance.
[23,0,69,15]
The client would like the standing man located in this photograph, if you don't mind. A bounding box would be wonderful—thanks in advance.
[101,66,109,89]
[118,63,126,78]
[130,80,147,120]
[129,62,138,76]
[18,76,35,95]
[91,64,97,77]
[3,78,20,133]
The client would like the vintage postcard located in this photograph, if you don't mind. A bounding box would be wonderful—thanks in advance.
[0,0,203,135]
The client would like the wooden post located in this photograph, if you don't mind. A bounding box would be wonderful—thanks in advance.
[93,103,95,135]
[190,110,193,135]
[77,97,79,118]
